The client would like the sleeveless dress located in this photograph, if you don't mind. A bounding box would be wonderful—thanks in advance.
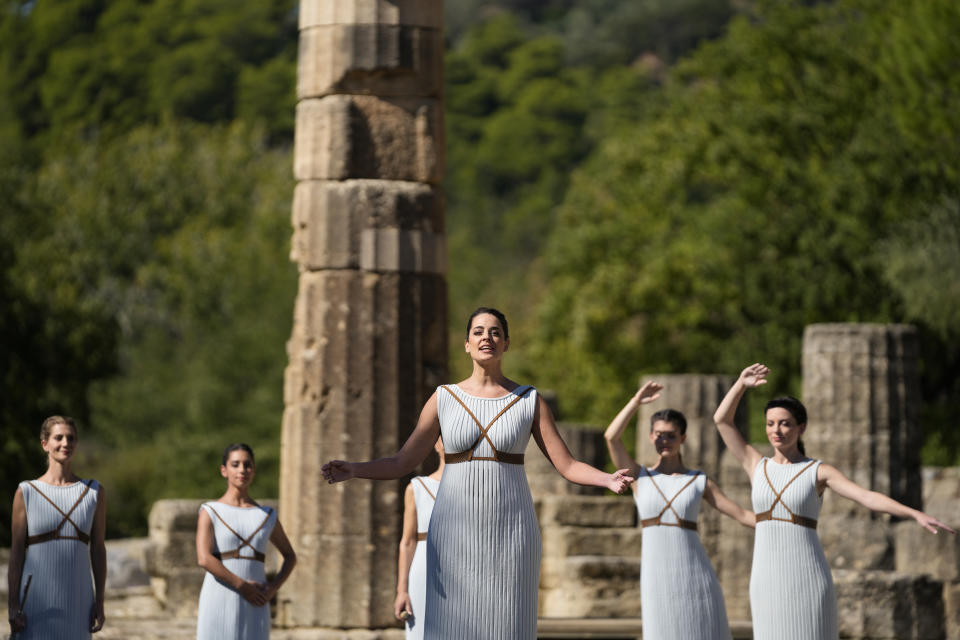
[17,479,100,640]
[425,384,540,640]
[634,468,732,640]
[196,503,278,640]
[750,458,837,640]
[406,475,440,640]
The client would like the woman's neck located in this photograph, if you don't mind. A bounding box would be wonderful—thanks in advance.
[429,461,445,481]
[771,445,805,464]
[219,486,255,507]
[649,454,687,475]
[463,362,510,392]
[39,460,78,485]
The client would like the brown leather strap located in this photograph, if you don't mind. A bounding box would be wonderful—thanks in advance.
[207,505,273,561]
[642,468,701,529]
[755,459,819,529]
[641,516,698,531]
[414,477,437,501]
[416,532,428,541]
[214,548,266,562]
[441,385,532,465]
[24,480,94,546]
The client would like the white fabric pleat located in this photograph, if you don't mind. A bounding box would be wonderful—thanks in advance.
[634,470,732,640]
[196,503,277,640]
[18,479,99,640]
[424,385,540,640]
[749,458,837,640]
[406,475,439,640]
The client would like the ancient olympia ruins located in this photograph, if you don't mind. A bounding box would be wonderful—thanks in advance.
[84,2,960,638]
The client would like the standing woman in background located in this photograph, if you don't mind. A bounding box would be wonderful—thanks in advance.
[7,416,107,639]
[195,444,297,640]
[394,437,445,638]
[605,382,754,640]
[322,307,634,640]
[714,363,955,640]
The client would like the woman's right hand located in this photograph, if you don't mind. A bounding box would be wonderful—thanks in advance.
[8,611,26,634]
[237,580,269,607]
[394,591,413,621]
[633,380,663,405]
[738,363,769,388]
[321,460,354,484]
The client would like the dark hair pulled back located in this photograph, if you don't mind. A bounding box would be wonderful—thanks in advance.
[649,408,687,435]
[222,443,255,466]
[465,307,509,339]
[765,396,807,456]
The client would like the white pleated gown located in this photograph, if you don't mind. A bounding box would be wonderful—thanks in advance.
[750,458,837,640]
[425,384,540,640]
[17,479,99,640]
[406,476,440,640]
[196,503,277,640]
[634,469,731,640]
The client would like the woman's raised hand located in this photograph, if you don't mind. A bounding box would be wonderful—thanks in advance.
[738,363,769,388]
[321,460,354,484]
[634,380,663,405]
[606,469,635,494]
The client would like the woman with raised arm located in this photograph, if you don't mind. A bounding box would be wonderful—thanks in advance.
[394,438,444,639]
[7,416,107,639]
[714,363,955,640]
[195,443,297,640]
[322,307,633,640]
[605,382,753,640]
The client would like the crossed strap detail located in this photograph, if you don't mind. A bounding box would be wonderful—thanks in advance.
[207,505,273,562]
[25,480,95,546]
[639,469,700,532]
[415,477,436,541]
[755,459,819,530]
[441,385,532,465]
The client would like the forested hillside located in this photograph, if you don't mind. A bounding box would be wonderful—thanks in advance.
[1,0,958,541]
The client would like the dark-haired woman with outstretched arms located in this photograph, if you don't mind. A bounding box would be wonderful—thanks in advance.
[322,307,634,640]
[605,381,753,640]
[714,363,954,640]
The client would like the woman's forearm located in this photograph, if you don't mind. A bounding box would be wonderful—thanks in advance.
[557,460,613,488]
[350,456,415,481]
[604,397,641,441]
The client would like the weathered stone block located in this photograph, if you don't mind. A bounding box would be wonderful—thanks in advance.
[300,0,442,30]
[541,526,643,560]
[714,450,755,622]
[895,519,960,581]
[526,422,606,499]
[538,496,636,529]
[943,581,960,640]
[294,95,443,183]
[834,569,945,639]
[291,180,445,272]
[817,503,893,570]
[299,24,442,98]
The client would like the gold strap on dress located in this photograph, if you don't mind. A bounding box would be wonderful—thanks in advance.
[441,385,532,465]
[207,505,273,562]
[639,469,701,532]
[754,459,819,530]
[416,532,428,542]
[25,480,94,546]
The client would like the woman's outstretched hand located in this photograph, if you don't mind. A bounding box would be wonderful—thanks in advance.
[606,469,635,494]
[915,512,957,535]
[738,363,769,388]
[321,460,354,484]
[634,380,663,404]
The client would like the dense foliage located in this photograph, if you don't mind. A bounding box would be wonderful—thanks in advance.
[1,0,958,541]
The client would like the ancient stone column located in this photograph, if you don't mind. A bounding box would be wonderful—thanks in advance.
[802,323,922,570]
[634,374,753,620]
[278,0,446,630]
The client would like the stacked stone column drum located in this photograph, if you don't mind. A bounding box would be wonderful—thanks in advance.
[280,0,446,630]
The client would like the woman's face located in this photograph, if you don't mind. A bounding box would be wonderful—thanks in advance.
[42,423,78,464]
[649,420,685,458]
[221,449,256,489]
[464,313,509,363]
[765,407,805,451]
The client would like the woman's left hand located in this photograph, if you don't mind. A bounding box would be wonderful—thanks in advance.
[89,601,105,632]
[916,512,957,535]
[606,469,635,494]
[321,460,354,484]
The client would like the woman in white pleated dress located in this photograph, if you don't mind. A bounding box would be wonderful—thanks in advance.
[7,416,107,639]
[394,438,444,638]
[195,444,297,640]
[714,363,955,640]
[323,307,634,640]
[605,382,753,640]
